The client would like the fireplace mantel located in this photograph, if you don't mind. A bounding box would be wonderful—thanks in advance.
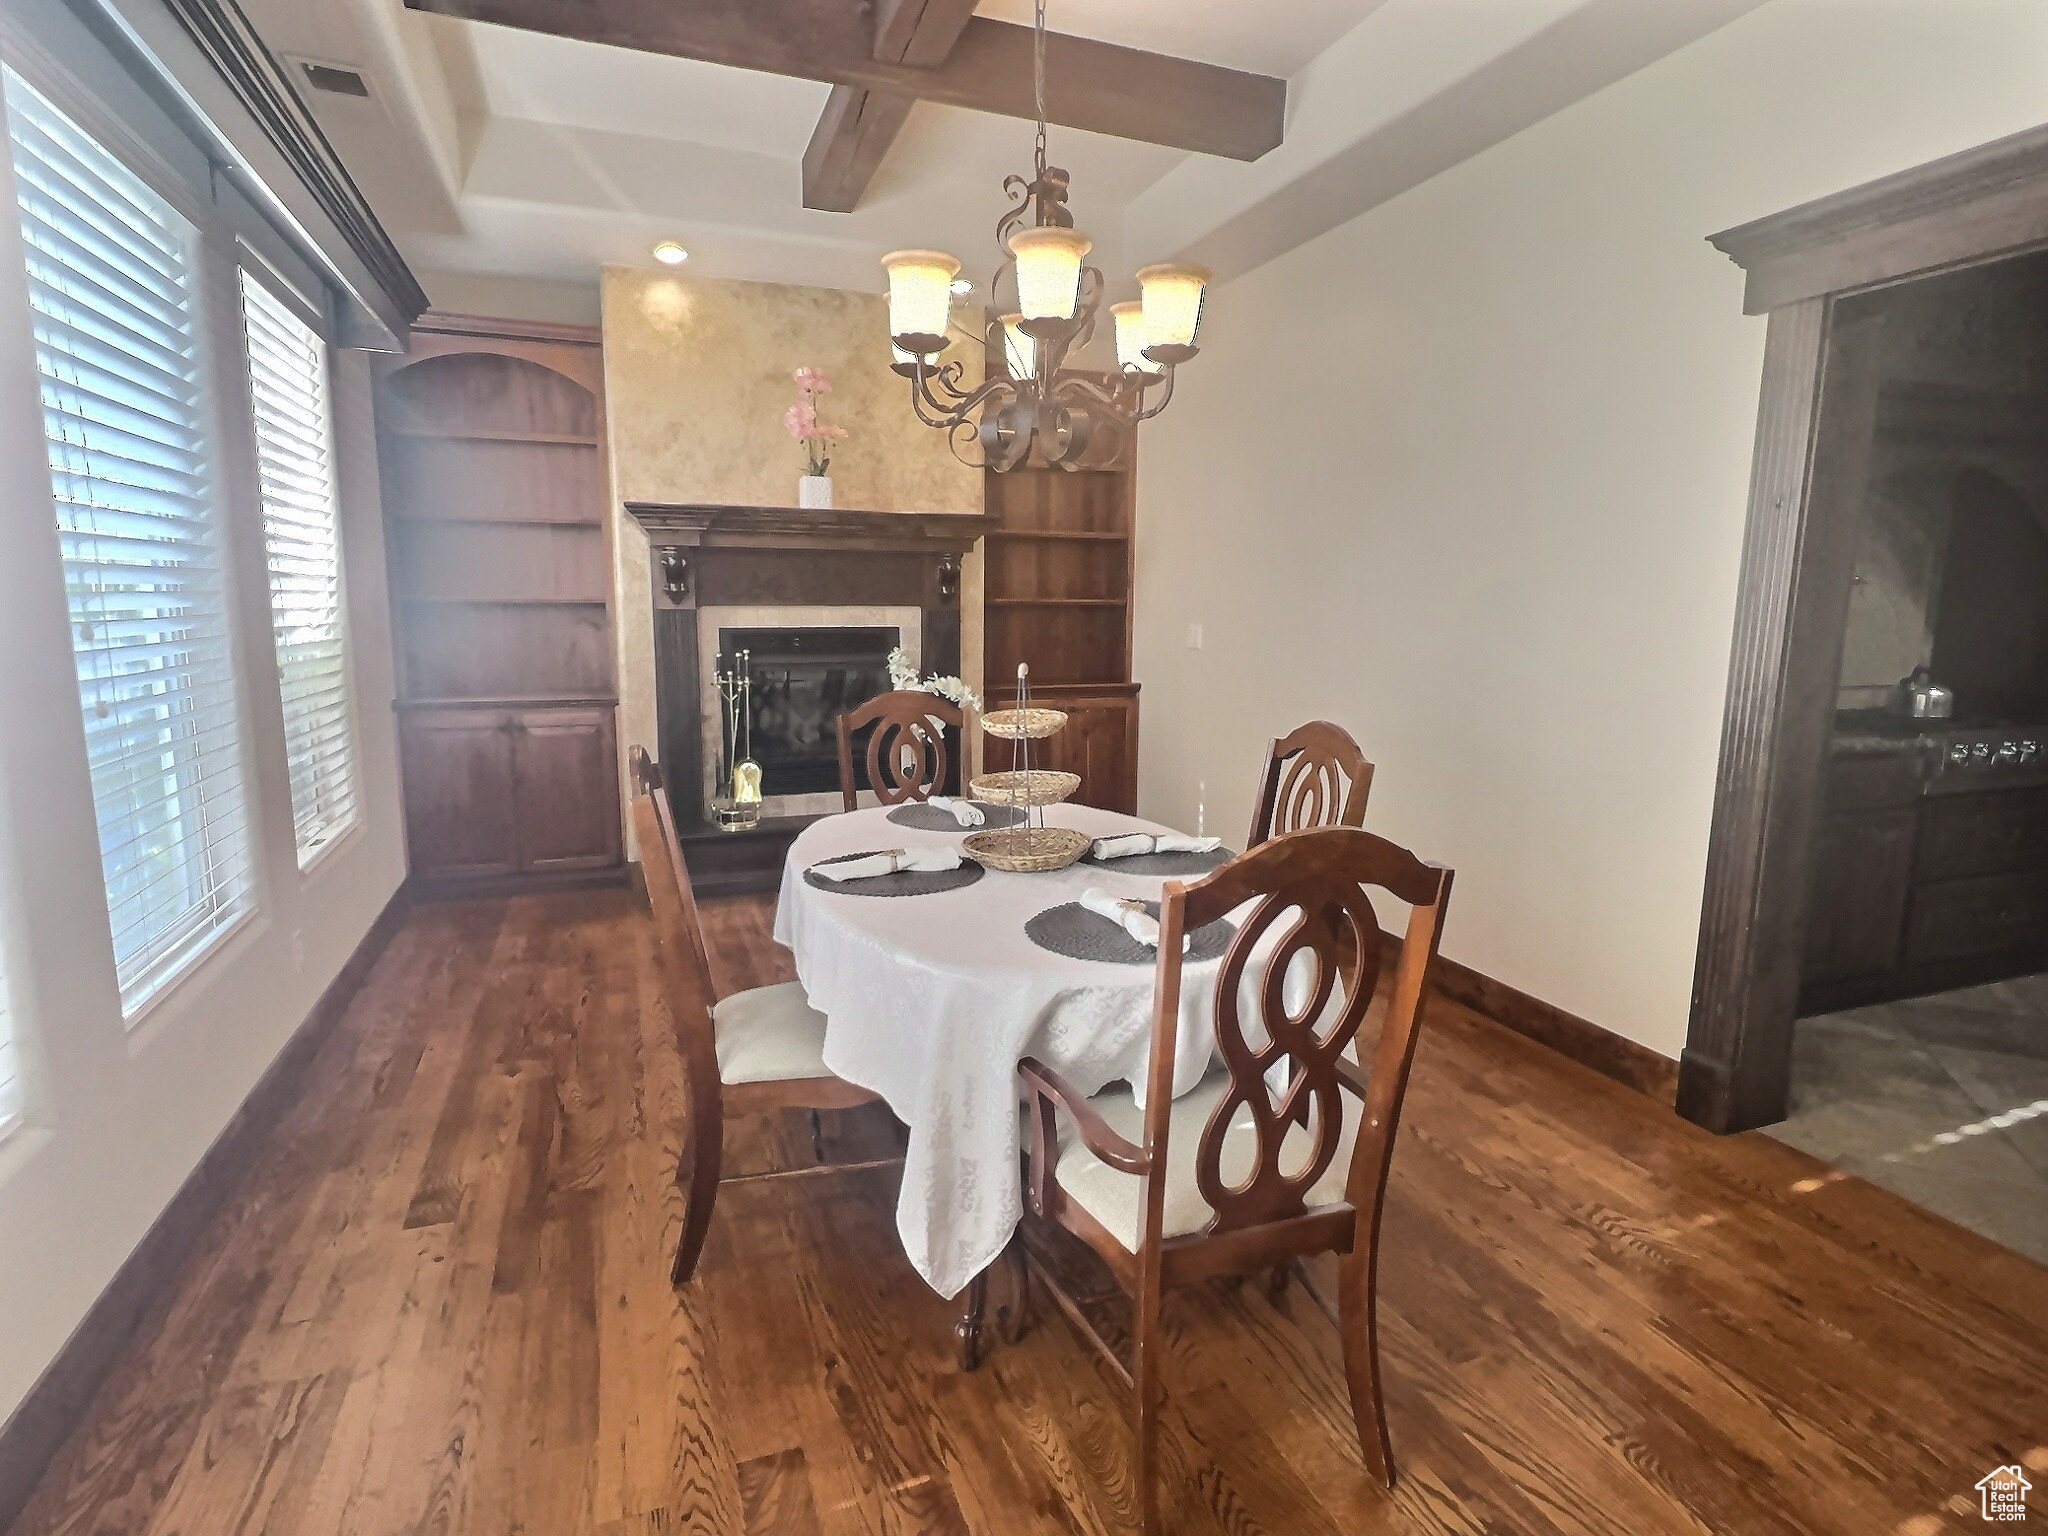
[625,501,992,554]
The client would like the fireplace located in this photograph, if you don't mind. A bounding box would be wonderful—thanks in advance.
[626,501,992,893]
[697,603,923,818]
[717,624,900,797]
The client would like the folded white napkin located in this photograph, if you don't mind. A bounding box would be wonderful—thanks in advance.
[1080,887,1160,946]
[1078,887,1193,954]
[925,794,985,827]
[1090,832,1224,861]
[812,846,963,882]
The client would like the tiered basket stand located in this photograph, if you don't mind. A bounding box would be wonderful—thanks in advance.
[964,664,1090,872]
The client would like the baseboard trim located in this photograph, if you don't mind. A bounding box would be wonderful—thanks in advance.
[0,886,410,1533]
[1393,937,1680,1105]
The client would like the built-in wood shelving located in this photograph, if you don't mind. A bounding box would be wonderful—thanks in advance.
[373,311,624,892]
[980,441,1139,811]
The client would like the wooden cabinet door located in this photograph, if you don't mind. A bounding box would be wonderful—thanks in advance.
[1802,808,1916,983]
[512,708,623,873]
[401,710,519,882]
[1016,689,1138,815]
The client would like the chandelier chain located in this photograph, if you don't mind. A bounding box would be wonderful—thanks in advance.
[1033,0,1048,174]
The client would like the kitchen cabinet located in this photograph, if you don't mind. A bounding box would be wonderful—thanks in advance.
[1803,808,1917,984]
[1800,749,2048,1011]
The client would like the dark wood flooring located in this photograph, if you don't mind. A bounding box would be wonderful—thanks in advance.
[7,888,2046,1534]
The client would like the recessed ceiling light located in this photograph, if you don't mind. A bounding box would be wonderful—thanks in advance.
[950,277,974,295]
[653,241,689,266]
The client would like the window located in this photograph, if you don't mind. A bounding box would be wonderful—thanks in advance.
[240,270,356,863]
[6,69,254,1014]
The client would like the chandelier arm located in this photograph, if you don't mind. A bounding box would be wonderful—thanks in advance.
[1131,366,1179,423]
[919,356,975,406]
[1054,372,1138,426]
[909,364,1012,429]
[946,417,991,469]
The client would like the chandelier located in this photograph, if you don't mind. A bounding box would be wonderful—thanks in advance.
[881,0,1210,471]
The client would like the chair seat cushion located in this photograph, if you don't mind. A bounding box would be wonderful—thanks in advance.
[1054,1067,1360,1249]
[712,981,832,1085]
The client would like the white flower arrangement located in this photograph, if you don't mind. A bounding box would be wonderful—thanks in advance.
[887,646,982,714]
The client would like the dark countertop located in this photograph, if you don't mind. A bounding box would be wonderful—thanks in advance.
[1830,709,1943,759]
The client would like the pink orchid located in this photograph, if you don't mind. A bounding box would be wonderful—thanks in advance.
[784,366,848,475]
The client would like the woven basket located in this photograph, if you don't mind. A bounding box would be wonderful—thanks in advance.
[970,769,1081,808]
[981,707,1068,741]
[961,825,1091,873]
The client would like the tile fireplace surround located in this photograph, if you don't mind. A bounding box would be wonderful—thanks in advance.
[624,502,992,893]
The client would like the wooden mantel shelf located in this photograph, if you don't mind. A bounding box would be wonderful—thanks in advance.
[624,502,993,554]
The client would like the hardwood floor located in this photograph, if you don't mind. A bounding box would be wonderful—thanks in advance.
[8,887,2046,1535]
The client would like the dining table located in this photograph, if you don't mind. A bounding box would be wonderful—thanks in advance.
[774,800,1241,1299]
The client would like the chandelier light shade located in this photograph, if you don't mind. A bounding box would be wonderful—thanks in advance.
[880,0,1205,470]
[1001,314,1037,380]
[1110,301,1156,378]
[1136,262,1212,359]
[1007,225,1091,324]
[882,249,962,353]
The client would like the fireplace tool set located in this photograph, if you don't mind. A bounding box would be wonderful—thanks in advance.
[712,651,764,832]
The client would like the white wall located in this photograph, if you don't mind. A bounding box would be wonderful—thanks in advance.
[1132,0,2048,1058]
[0,316,407,1428]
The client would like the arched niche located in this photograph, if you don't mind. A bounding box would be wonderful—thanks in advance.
[380,351,598,439]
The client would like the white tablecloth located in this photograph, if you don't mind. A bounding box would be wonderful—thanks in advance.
[774,803,1237,1297]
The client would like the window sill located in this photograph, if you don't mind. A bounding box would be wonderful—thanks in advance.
[297,817,364,881]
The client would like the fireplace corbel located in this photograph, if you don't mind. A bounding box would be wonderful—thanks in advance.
[625,501,993,893]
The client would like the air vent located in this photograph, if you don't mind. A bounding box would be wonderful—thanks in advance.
[297,61,370,99]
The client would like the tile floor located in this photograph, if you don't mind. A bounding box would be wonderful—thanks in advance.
[1773,976,2048,1263]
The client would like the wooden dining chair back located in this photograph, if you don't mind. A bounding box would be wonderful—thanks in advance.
[1019,827,1452,1531]
[631,750,884,1287]
[1247,720,1374,847]
[836,690,964,812]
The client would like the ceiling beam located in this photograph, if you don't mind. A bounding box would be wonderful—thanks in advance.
[402,0,1287,163]
[804,0,978,213]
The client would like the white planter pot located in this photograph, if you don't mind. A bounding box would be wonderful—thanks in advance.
[798,474,834,509]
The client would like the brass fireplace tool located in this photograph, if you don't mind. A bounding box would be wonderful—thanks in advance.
[712,650,763,832]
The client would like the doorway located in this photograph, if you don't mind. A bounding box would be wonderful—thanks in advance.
[1680,120,2048,1159]
[1761,255,2048,1263]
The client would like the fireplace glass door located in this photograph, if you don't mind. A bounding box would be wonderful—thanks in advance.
[719,626,900,798]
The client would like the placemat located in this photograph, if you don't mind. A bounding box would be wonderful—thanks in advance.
[1082,845,1235,877]
[1025,900,1235,965]
[803,850,987,898]
[886,801,1028,832]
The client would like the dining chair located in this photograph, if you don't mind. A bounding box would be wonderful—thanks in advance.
[836,690,964,813]
[630,749,889,1286]
[1014,827,1452,1531]
[1246,720,1375,848]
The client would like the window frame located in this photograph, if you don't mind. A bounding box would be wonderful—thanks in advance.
[237,257,361,871]
[2,55,269,1023]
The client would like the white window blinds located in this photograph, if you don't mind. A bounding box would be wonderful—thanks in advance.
[240,271,356,863]
[6,69,255,1014]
